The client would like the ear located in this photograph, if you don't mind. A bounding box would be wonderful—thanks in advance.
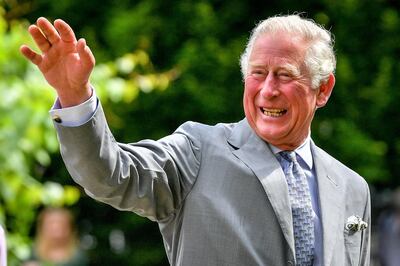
[316,73,335,108]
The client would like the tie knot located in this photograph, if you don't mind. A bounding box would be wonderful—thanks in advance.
[279,151,297,163]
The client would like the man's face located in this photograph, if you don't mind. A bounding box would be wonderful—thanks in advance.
[243,32,322,150]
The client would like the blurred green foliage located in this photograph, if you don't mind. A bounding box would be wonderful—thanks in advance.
[0,10,81,264]
[0,5,174,265]
[0,0,399,265]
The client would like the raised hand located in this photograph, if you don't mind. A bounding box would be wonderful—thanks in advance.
[20,17,95,107]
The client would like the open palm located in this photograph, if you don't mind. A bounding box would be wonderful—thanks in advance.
[20,17,95,107]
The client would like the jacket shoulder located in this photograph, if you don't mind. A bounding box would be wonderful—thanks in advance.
[313,145,370,195]
[174,120,238,142]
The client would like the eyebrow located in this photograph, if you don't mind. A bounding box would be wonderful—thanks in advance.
[278,64,301,76]
[249,63,301,76]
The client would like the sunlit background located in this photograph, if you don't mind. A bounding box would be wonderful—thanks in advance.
[1,0,399,265]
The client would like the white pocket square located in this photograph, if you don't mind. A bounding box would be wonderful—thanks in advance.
[345,215,368,232]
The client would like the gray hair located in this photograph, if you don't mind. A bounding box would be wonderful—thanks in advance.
[240,14,336,89]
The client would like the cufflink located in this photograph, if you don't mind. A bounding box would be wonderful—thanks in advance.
[52,115,62,123]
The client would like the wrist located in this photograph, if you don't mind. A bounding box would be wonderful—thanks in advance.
[57,84,93,108]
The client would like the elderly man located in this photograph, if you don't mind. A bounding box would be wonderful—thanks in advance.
[21,14,370,266]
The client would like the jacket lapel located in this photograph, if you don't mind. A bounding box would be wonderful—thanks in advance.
[311,143,344,266]
[227,119,295,259]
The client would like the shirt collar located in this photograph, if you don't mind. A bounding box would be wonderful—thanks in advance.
[268,136,313,169]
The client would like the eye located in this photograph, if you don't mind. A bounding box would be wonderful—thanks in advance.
[277,71,292,81]
[250,69,266,79]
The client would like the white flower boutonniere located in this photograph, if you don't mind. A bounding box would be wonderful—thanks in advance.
[345,215,368,232]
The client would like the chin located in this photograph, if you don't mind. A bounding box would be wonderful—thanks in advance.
[255,130,283,143]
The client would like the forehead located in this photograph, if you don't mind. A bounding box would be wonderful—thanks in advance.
[249,32,307,65]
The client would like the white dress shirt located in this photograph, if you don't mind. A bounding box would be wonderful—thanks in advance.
[49,90,97,127]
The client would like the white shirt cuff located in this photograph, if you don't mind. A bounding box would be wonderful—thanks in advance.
[49,89,98,127]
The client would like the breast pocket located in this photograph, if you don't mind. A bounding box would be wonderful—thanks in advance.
[344,229,362,266]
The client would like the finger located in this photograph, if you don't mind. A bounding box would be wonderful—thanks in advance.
[36,17,61,45]
[20,45,43,66]
[28,25,51,52]
[54,19,77,43]
[77,39,95,70]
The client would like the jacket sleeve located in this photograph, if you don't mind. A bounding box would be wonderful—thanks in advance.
[54,103,201,222]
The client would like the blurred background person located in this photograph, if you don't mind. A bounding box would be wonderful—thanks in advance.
[23,207,88,266]
[378,187,400,266]
[0,224,6,266]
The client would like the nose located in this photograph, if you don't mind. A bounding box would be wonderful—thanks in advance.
[259,74,279,98]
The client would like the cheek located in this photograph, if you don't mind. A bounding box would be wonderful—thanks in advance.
[244,79,259,101]
[293,94,317,120]
[290,84,316,107]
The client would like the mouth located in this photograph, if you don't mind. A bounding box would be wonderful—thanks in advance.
[261,108,287,117]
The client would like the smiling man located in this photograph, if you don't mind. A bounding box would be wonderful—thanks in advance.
[21,14,370,266]
[243,31,334,151]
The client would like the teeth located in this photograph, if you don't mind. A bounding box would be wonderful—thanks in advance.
[262,108,286,117]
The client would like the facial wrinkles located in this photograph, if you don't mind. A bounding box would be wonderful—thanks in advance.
[249,61,300,77]
[269,105,314,150]
[268,71,315,148]
[244,34,317,149]
[281,63,300,77]
[250,34,311,81]
[248,52,309,86]
[284,85,316,145]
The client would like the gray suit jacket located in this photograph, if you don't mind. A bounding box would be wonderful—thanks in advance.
[55,104,370,266]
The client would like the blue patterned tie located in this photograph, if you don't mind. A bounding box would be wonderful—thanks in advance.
[279,151,314,265]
